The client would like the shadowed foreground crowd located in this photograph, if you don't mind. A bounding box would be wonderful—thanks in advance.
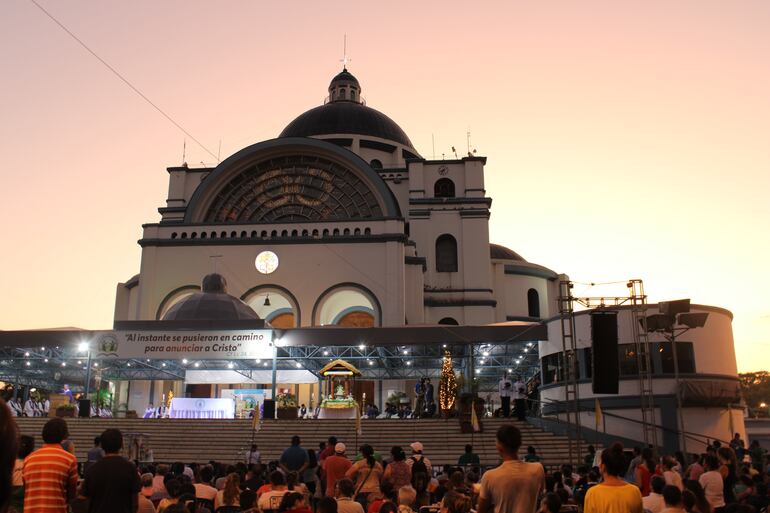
[1,398,768,513]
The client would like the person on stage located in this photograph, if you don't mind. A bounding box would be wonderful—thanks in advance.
[62,384,74,403]
[513,376,527,421]
[498,373,512,418]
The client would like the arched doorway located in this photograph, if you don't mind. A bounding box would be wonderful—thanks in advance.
[313,284,381,327]
[241,285,300,327]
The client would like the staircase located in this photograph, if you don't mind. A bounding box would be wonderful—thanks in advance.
[14,417,586,468]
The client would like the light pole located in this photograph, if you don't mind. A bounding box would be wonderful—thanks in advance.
[79,342,91,398]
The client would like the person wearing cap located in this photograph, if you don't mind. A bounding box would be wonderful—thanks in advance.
[406,442,432,477]
[324,443,353,496]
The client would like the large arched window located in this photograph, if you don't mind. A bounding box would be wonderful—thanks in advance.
[434,178,456,198]
[313,283,381,327]
[241,285,301,327]
[436,234,458,272]
[527,288,540,318]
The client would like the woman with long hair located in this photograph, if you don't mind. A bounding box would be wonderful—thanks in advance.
[584,443,643,513]
[683,480,712,513]
[215,472,241,511]
[383,447,410,490]
[635,447,656,497]
[717,446,737,505]
[346,444,383,509]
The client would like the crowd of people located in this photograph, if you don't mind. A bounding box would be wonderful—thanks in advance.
[2,396,770,513]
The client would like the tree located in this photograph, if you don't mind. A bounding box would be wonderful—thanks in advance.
[739,371,770,417]
[439,351,458,416]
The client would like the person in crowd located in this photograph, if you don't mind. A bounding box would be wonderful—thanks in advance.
[457,444,480,466]
[730,434,745,462]
[1,399,19,513]
[22,417,77,513]
[366,480,394,513]
[324,443,353,497]
[152,464,170,501]
[717,447,738,505]
[687,454,706,482]
[287,471,309,497]
[214,472,241,511]
[683,480,711,513]
[335,478,364,513]
[745,481,769,511]
[346,444,382,508]
[280,436,309,476]
[661,485,686,513]
[380,504,397,513]
[10,434,33,512]
[247,444,261,465]
[498,373,513,418]
[319,496,339,513]
[396,486,416,513]
[383,446,411,490]
[584,442,643,513]
[663,456,684,491]
[304,449,320,496]
[279,492,313,513]
[84,436,104,474]
[259,471,289,511]
[406,442,432,480]
[626,446,643,483]
[139,473,154,499]
[513,375,527,421]
[644,476,667,513]
[583,445,596,466]
[749,440,766,471]
[440,490,472,513]
[539,492,561,513]
[137,488,156,513]
[157,479,183,513]
[81,428,141,513]
[635,447,656,497]
[699,454,725,512]
[243,464,263,492]
[425,379,435,416]
[194,465,218,502]
[524,446,542,463]
[240,489,258,513]
[477,424,545,513]
[414,379,426,419]
[320,437,338,463]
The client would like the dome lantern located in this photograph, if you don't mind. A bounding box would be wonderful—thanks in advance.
[328,68,362,104]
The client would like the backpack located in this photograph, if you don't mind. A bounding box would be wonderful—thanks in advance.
[411,456,429,480]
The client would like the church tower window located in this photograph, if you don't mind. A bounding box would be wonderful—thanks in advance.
[436,234,458,272]
[528,288,540,318]
[434,178,455,198]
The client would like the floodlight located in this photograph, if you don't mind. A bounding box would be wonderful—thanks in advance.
[679,312,709,329]
[641,314,675,332]
[659,299,691,317]
[78,342,89,352]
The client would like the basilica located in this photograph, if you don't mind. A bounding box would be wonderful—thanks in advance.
[115,68,560,328]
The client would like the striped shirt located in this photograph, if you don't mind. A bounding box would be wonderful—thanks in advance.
[22,443,78,513]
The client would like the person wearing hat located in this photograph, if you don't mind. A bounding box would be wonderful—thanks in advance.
[323,443,353,497]
[406,442,432,478]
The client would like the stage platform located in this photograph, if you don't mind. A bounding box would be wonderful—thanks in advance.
[13,417,583,467]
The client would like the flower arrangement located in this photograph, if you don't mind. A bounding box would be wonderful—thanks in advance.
[276,392,298,408]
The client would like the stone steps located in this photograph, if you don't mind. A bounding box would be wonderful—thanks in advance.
[14,417,584,468]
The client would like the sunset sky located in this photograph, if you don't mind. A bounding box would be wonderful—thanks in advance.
[1,1,768,370]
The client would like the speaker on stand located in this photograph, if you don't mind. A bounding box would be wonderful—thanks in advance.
[591,311,619,394]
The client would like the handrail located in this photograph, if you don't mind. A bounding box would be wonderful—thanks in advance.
[533,397,731,450]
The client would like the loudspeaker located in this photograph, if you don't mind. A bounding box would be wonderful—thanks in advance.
[263,399,275,420]
[78,399,91,417]
[591,311,619,394]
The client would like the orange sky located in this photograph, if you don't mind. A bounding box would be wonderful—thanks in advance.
[1,1,768,371]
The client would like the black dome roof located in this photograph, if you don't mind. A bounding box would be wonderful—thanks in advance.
[330,69,359,86]
[280,102,414,148]
[162,274,260,321]
[490,243,526,262]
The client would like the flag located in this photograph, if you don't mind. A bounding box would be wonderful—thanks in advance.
[355,402,362,436]
[471,400,481,433]
[594,398,603,431]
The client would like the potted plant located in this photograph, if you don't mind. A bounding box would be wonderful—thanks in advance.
[55,404,76,418]
[276,392,299,420]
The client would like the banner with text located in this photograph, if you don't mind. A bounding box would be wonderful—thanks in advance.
[93,330,274,360]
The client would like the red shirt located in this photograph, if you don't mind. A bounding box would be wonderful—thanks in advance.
[319,446,335,462]
[324,455,353,496]
[22,443,78,513]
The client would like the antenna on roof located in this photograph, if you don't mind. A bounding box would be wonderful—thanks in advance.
[466,128,477,156]
[181,139,187,167]
[340,34,351,70]
[432,134,436,160]
[217,139,222,163]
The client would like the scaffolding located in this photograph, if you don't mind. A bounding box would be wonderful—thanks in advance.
[557,278,658,463]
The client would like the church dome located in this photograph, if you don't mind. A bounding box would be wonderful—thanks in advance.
[162,274,260,321]
[490,243,526,262]
[279,69,415,149]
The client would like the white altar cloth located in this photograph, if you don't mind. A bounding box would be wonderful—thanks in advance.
[318,406,357,419]
[169,398,235,419]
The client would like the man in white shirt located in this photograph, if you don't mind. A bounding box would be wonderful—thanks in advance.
[247,444,261,465]
[643,476,666,513]
[194,466,218,502]
[258,471,289,511]
[477,424,545,513]
[498,373,512,418]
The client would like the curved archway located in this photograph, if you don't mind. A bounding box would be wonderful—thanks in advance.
[438,317,459,325]
[241,284,301,327]
[312,283,382,327]
[156,285,201,320]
